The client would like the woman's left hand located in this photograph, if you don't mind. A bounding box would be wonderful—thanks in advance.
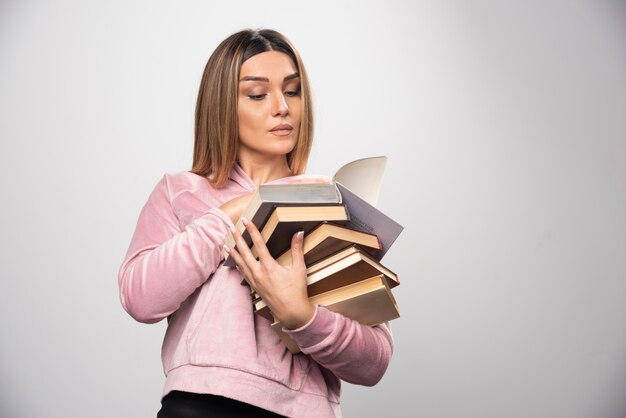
[224,218,315,330]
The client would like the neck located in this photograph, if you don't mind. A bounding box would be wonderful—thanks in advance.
[237,152,292,186]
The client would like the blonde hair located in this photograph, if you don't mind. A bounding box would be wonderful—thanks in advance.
[192,29,314,188]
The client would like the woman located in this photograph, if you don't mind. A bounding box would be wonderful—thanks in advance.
[118,29,393,418]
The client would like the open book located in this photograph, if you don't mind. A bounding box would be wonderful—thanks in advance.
[223,156,403,267]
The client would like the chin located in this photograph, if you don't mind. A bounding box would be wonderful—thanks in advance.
[269,138,297,155]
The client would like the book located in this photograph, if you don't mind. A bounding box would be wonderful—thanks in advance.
[254,245,399,319]
[271,274,400,353]
[275,221,381,267]
[223,182,343,267]
[304,245,399,295]
[223,156,403,267]
[250,223,385,312]
[250,206,350,259]
[330,156,403,260]
[336,182,403,261]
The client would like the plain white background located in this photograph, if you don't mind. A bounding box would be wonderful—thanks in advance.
[1,1,625,417]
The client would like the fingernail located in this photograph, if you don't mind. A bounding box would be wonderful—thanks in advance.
[296,231,304,241]
[241,217,249,226]
[223,245,231,253]
[229,224,236,233]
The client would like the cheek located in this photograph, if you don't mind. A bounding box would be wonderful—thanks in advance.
[238,105,264,134]
[237,105,250,132]
[238,109,257,143]
[293,111,302,138]
[292,99,303,123]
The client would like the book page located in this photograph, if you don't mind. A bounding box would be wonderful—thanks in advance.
[332,156,387,207]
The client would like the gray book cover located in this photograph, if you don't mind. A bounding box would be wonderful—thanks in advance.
[336,182,403,261]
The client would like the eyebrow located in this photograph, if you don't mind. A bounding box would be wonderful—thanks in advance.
[239,72,300,83]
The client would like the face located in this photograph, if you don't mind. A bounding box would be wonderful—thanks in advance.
[237,51,302,161]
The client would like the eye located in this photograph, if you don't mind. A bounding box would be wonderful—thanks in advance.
[284,88,301,97]
[248,94,266,101]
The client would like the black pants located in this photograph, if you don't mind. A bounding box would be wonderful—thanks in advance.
[157,390,287,418]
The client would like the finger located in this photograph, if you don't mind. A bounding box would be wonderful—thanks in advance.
[224,244,255,287]
[290,230,305,270]
[241,217,273,262]
[229,221,261,268]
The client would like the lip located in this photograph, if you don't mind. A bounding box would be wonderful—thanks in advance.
[269,123,293,136]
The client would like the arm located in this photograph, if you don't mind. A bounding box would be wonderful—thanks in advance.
[118,175,233,323]
[284,306,393,386]
[225,218,393,386]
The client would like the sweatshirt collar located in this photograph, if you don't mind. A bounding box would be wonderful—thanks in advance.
[229,163,257,191]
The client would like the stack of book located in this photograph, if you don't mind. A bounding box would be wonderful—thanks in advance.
[223,157,404,353]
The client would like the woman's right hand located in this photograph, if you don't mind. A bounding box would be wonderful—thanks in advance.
[219,192,255,224]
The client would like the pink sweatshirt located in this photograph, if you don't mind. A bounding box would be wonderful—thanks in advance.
[118,165,393,418]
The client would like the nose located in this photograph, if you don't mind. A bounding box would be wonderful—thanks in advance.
[272,93,289,117]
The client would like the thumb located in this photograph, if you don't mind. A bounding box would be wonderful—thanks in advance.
[290,231,305,269]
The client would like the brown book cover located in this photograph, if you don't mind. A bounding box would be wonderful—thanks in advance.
[275,222,381,267]
[305,245,399,296]
[223,182,342,267]
[251,206,349,260]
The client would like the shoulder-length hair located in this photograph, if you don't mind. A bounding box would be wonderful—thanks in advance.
[191,29,314,188]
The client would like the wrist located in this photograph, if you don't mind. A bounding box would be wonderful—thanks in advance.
[280,302,316,330]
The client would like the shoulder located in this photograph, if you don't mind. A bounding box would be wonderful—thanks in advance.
[161,171,210,197]
[160,170,228,206]
[162,169,253,211]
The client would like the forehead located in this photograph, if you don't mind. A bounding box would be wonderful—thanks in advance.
[239,51,297,79]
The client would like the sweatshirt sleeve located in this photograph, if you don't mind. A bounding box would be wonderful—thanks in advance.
[118,175,232,324]
[283,305,394,386]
